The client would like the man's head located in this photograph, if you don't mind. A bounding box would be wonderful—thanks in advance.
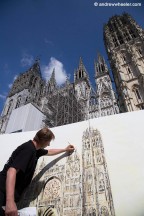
[33,127,55,148]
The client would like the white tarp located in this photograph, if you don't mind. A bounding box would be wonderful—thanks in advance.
[0,110,144,216]
[5,103,45,133]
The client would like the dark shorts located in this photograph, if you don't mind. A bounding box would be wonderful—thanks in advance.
[0,207,5,216]
[0,190,5,216]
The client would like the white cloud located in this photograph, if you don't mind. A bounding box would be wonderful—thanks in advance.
[0,94,6,99]
[42,57,68,85]
[3,63,10,73]
[14,75,18,80]
[44,38,53,45]
[21,53,34,67]
[8,75,18,88]
[8,84,12,89]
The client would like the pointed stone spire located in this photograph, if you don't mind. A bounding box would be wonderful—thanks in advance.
[78,57,86,71]
[65,75,70,86]
[46,68,57,93]
[49,68,56,87]
[29,58,41,76]
[97,53,104,63]
[74,57,89,82]
[95,53,108,78]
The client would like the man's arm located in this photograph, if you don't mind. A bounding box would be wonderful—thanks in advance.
[5,167,18,216]
[47,144,75,156]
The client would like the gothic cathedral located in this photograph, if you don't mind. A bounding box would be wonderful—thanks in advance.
[0,13,144,133]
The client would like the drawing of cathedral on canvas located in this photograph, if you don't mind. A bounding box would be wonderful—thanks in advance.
[17,128,115,216]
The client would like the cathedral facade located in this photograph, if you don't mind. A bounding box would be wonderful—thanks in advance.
[0,55,119,133]
[0,13,144,133]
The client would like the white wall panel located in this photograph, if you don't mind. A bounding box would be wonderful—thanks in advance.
[0,110,144,216]
[5,103,45,133]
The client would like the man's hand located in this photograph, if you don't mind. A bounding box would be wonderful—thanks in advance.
[5,200,18,216]
[47,144,75,156]
[65,144,75,153]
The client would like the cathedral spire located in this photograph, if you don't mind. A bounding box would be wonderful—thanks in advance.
[79,57,85,71]
[28,58,42,77]
[95,53,108,78]
[74,57,89,82]
[49,68,57,86]
[50,68,56,81]
[47,68,57,93]
[33,58,40,69]
[65,75,70,86]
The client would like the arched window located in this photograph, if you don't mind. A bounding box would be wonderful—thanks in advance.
[137,48,142,56]
[132,85,142,102]
[101,206,109,216]
[121,54,126,62]
[89,208,96,216]
[25,96,28,104]
[101,64,105,72]
[118,35,124,45]
[90,96,96,105]
[123,32,131,41]
[121,17,127,25]
[40,84,43,95]
[29,75,34,86]
[129,29,137,38]
[139,104,144,110]
[0,120,4,131]
[79,70,82,78]
[127,67,131,74]
[135,89,141,100]
[112,36,119,47]
[32,77,38,88]
[7,99,13,114]
[99,172,105,192]
[15,96,21,109]
[112,22,117,29]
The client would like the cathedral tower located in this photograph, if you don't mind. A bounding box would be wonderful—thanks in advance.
[94,54,119,117]
[0,59,45,133]
[74,57,91,120]
[74,57,90,101]
[104,13,144,112]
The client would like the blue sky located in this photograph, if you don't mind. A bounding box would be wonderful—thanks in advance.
[0,0,144,113]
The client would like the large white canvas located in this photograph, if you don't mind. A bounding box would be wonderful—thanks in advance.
[0,120,88,170]
[0,110,144,216]
[89,110,144,216]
